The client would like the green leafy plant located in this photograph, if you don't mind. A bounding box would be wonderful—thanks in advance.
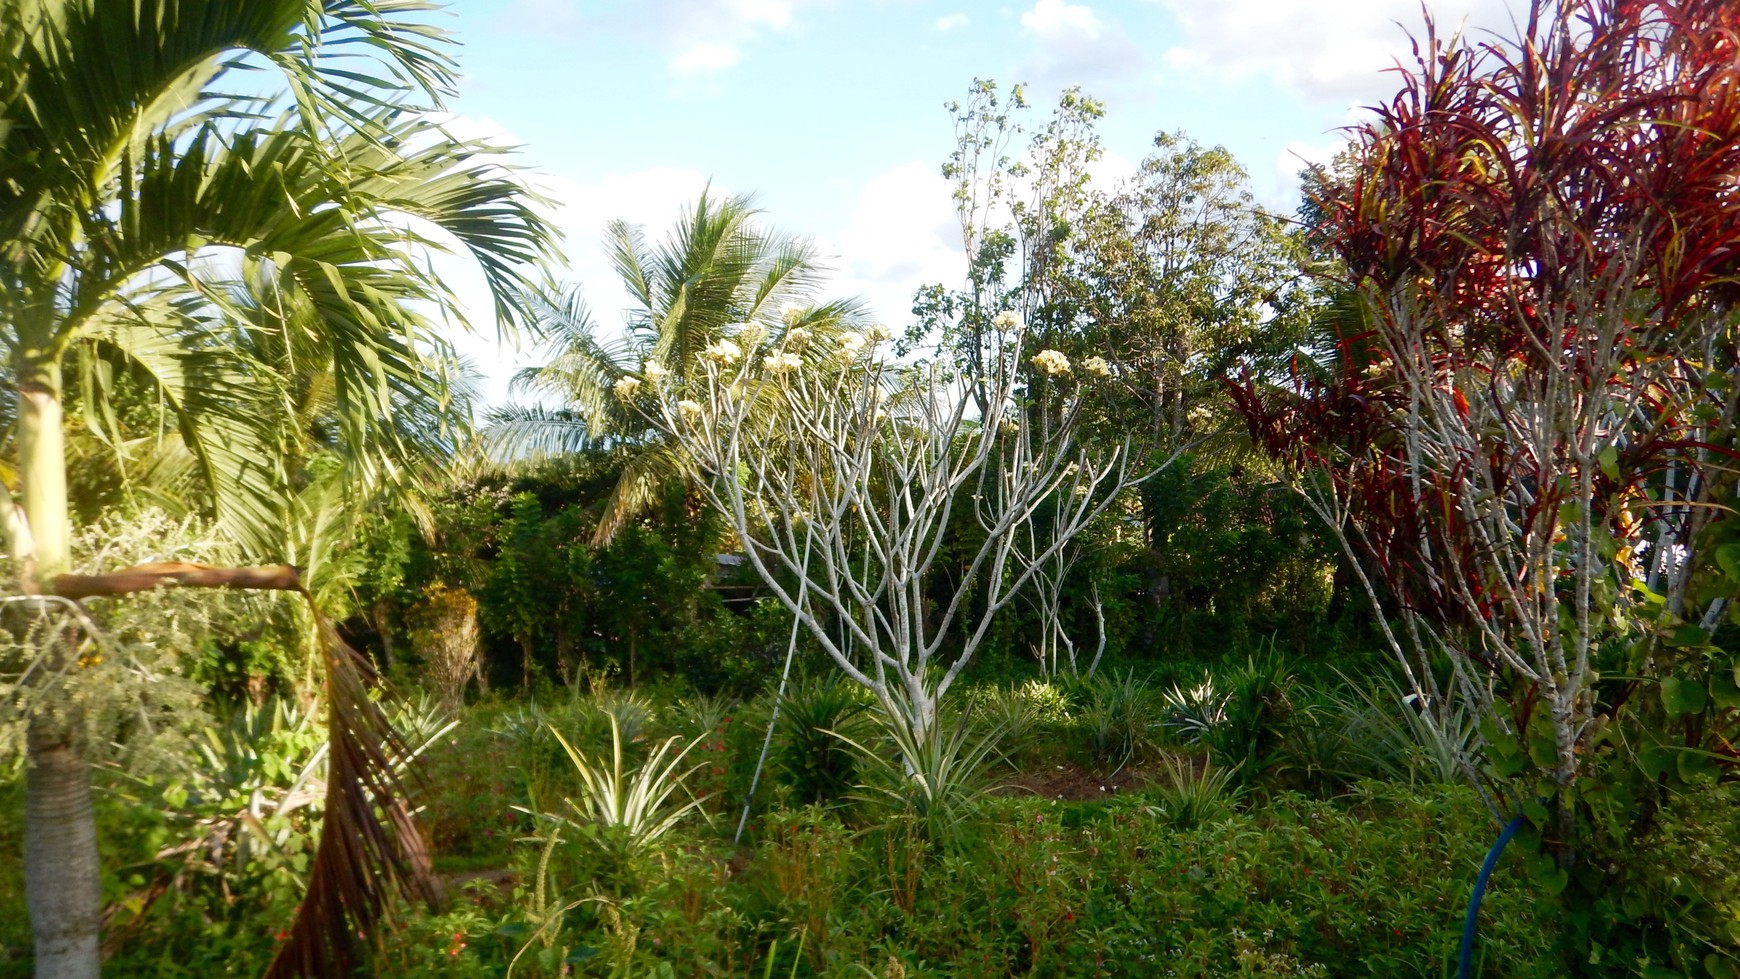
[1078,669,1156,771]
[773,677,871,807]
[548,715,711,853]
[1162,655,1298,785]
[1145,756,1241,829]
[837,704,1006,844]
[1327,670,1476,786]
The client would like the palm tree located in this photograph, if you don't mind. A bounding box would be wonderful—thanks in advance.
[494,192,865,543]
[0,2,555,976]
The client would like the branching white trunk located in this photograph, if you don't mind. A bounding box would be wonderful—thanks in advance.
[634,322,1172,741]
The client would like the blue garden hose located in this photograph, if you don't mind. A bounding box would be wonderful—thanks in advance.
[1459,812,1526,979]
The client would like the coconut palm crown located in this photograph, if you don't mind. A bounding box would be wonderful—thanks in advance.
[493,191,866,543]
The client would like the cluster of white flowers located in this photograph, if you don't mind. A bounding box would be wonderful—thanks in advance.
[612,376,642,400]
[998,418,1019,436]
[784,326,812,347]
[992,310,1023,331]
[782,305,804,326]
[836,331,867,361]
[643,360,671,381]
[1032,349,1071,376]
[866,323,895,343]
[1062,462,1080,478]
[735,322,765,347]
[677,399,704,421]
[1081,356,1111,377]
[702,339,742,365]
[763,351,804,373]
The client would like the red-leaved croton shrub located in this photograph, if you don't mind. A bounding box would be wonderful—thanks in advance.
[1231,1,1740,969]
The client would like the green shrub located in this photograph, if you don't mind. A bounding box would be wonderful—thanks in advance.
[1163,655,1300,786]
[771,676,872,808]
[1078,669,1157,771]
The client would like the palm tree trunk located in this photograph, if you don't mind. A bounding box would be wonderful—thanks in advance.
[24,718,100,979]
[17,356,102,979]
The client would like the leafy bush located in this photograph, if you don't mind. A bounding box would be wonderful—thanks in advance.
[969,679,1069,768]
[1146,756,1242,829]
[1163,655,1299,786]
[839,703,1007,843]
[770,676,871,808]
[1078,669,1157,771]
[548,716,712,857]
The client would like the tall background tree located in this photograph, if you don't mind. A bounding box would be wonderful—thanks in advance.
[0,1,555,976]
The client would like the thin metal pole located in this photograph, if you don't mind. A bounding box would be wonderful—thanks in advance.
[734,531,812,843]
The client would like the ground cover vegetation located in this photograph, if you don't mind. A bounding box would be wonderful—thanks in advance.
[2,0,1738,976]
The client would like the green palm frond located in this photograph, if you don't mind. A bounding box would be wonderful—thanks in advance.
[494,190,864,543]
[592,445,690,546]
[483,404,609,460]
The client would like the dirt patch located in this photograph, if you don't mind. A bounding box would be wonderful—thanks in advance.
[991,757,1175,801]
[989,752,1208,801]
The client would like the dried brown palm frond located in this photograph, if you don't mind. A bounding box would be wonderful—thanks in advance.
[262,604,443,979]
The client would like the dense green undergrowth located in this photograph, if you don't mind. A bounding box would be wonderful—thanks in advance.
[5,654,1735,977]
[0,667,1560,978]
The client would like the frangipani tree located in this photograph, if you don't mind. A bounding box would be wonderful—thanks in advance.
[628,313,1172,744]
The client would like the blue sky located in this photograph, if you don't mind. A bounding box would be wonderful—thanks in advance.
[429,0,1524,401]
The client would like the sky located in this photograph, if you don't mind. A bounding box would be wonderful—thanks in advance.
[427,0,1529,404]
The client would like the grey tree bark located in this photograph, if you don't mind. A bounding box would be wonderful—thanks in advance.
[24,719,101,979]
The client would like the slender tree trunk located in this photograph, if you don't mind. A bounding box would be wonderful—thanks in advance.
[24,719,100,979]
[17,355,102,979]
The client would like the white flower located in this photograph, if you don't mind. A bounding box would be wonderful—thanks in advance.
[736,322,765,347]
[702,339,742,364]
[1073,484,1091,496]
[1062,462,1079,478]
[677,399,704,421]
[785,326,812,348]
[612,376,642,400]
[1032,349,1071,376]
[1081,356,1111,377]
[763,351,804,373]
[642,361,671,381]
[835,331,867,361]
[782,305,804,326]
[992,310,1023,331]
[866,323,895,343]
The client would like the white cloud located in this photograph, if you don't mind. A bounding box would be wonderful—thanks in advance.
[819,162,965,329]
[1018,0,1144,89]
[1022,0,1102,39]
[671,42,742,75]
[648,0,823,77]
[934,12,969,32]
[1154,0,1526,100]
